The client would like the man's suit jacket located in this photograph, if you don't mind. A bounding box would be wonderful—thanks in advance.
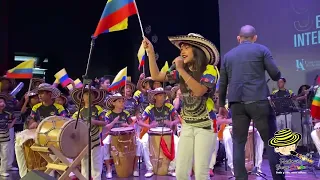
[219,41,281,106]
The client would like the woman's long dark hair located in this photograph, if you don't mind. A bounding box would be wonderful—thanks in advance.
[179,45,208,93]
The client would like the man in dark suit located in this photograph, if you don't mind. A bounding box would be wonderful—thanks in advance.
[218,25,285,180]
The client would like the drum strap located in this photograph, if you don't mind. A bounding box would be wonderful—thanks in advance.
[160,134,175,161]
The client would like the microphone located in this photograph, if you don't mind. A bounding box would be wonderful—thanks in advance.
[167,63,176,73]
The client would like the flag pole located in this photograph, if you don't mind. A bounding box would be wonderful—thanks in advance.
[124,79,127,97]
[27,78,33,95]
[74,37,95,180]
[133,0,145,38]
[27,61,35,95]
[134,0,147,75]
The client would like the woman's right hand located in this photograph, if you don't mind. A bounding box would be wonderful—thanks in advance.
[142,37,154,54]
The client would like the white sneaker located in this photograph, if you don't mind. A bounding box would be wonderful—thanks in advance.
[0,173,9,177]
[231,168,234,176]
[144,170,154,178]
[168,171,176,177]
[9,167,18,171]
[106,172,112,179]
[133,170,139,177]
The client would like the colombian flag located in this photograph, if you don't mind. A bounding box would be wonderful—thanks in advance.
[55,69,72,87]
[160,61,169,73]
[6,60,34,79]
[67,78,83,91]
[108,67,127,91]
[92,0,137,38]
[137,42,146,71]
[311,88,320,120]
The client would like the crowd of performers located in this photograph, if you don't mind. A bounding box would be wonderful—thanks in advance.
[0,33,319,180]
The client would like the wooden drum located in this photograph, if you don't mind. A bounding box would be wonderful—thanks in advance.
[229,126,255,172]
[110,127,136,178]
[16,129,47,171]
[35,116,88,159]
[148,127,172,175]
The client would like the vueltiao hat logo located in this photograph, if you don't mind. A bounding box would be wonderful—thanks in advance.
[268,128,301,147]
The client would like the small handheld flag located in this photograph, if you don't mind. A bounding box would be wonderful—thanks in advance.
[109,67,127,91]
[93,0,137,38]
[6,60,35,79]
[67,78,83,91]
[160,61,169,73]
[54,69,72,88]
[137,43,146,71]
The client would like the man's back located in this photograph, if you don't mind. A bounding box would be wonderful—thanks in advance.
[220,41,280,103]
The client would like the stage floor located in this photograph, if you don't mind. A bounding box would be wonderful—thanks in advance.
[8,159,320,180]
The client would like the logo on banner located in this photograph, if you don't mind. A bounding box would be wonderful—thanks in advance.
[296,59,306,71]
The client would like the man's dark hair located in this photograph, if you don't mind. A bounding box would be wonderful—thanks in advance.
[239,25,256,40]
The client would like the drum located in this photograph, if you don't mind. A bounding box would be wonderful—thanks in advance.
[148,127,173,175]
[229,127,254,172]
[16,129,47,171]
[110,127,136,178]
[35,116,88,159]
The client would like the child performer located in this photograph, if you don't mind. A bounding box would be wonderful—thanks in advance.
[70,86,107,180]
[103,93,141,178]
[143,33,220,179]
[137,87,180,178]
[0,93,16,177]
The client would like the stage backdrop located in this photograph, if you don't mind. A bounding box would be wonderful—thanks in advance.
[219,0,320,92]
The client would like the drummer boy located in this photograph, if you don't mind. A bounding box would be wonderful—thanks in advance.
[70,86,108,180]
[103,93,141,178]
[0,93,16,177]
[137,87,180,178]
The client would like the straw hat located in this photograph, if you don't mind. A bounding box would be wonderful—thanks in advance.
[70,85,106,105]
[268,128,301,147]
[31,78,45,89]
[105,93,127,109]
[140,77,153,88]
[35,83,61,99]
[57,94,68,105]
[119,81,136,93]
[0,93,10,102]
[168,33,220,65]
[0,76,16,87]
[148,87,168,104]
[25,89,38,97]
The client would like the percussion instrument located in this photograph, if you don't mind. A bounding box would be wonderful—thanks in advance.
[16,129,47,171]
[230,126,255,172]
[110,127,136,178]
[148,127,173,175]
[35,116,88,159]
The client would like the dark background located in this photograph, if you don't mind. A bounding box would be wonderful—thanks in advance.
[3,0,220,84]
